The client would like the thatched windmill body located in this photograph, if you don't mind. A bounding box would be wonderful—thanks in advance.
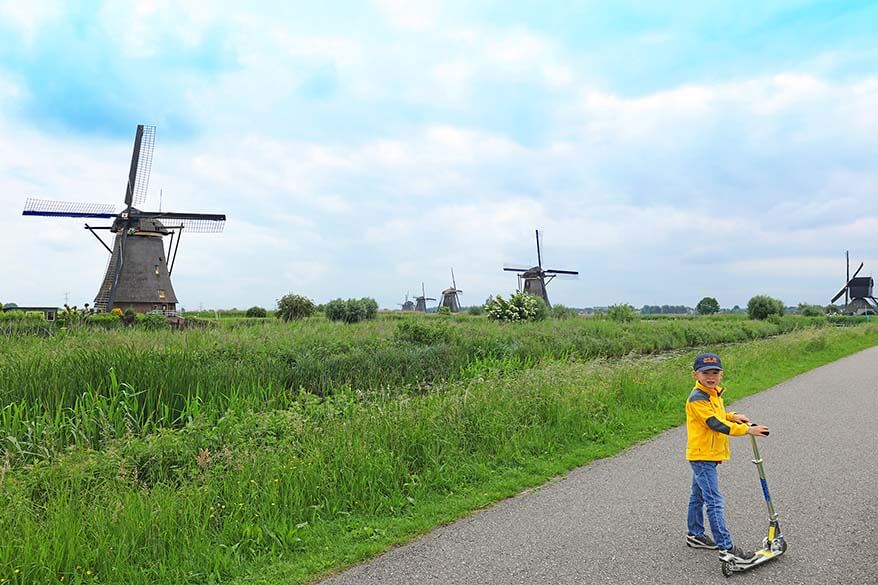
[22,125,226,313]
[413,283,435,313]
[439,268,462,313]
[399,292,415,311]
[830,251,877,315]
[504,229,578,308]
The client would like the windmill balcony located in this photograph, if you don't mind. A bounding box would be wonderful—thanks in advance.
[148,309,177,318]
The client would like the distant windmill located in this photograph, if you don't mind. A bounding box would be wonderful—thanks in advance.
[398,292,415,312]
[22,124,226,314]
[413,283,436,313]
[439,268,462,313]
[503,229,578,308]
[830,251,877,315]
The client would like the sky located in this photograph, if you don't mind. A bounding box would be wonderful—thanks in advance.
[1,0,877,310]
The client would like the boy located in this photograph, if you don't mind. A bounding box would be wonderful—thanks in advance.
[685,352,769,563]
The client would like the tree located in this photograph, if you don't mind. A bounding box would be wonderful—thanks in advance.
[551,303,578,319]
[359,297,379,320]
[797,303,823,317]
[607,303,638,322]
[245,306,267,318]
[323,298,379,323]
[747,295,785,320]
[276,294,316,322]
[696,297,720,315]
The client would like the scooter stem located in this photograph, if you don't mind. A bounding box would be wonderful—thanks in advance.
[749,434,778,522]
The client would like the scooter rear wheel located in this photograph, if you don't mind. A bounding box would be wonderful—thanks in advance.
[721,561,734,577]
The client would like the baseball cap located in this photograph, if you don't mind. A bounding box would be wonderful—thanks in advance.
[693,353,723,372]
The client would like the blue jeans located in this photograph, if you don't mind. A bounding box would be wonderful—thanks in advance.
[688,461,733,550]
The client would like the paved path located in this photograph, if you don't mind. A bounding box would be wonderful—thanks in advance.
[319,347,878,584]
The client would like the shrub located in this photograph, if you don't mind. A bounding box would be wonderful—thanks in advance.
[276,294,316,322]
[245,306,268,318]
[438,306,452,316]
[747,295,785,320]
[57,304,93,328]
[551,304,578,319]
[88,313,122,330]
[360,297,379,320]
[696,297,720,315]
[324,298,378,324]
[798,303,824,317]
[122,308,136,326]
[608,304,638,322]
[485,292,547,322]
[0,310,39,322]
[466,305,484,316]
[137,313,170,331]
[394,319,452,345]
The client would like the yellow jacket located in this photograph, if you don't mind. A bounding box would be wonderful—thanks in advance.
[685,381,749,461]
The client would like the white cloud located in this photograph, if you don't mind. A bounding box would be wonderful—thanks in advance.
[372,0,441,32]
[0,0,65,45]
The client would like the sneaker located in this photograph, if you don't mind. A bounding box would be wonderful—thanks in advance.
[686,534,719,550]
[719,546,757,563]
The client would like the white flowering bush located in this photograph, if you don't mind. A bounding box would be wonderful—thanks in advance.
[484,292,548,322]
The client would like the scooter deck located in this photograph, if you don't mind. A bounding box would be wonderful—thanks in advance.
[722,547,785,575]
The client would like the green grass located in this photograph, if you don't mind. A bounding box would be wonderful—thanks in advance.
[0,313,837,463]
[0,324,874,585]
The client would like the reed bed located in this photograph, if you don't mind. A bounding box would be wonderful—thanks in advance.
[0,314,828,462]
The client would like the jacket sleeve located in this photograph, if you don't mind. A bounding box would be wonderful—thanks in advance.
[723,411,750,436]
[688,400,748,436]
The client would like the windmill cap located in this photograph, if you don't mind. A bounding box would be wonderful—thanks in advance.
[693,353,723,372]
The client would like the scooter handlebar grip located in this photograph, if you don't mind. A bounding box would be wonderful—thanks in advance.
[749,423,769,436]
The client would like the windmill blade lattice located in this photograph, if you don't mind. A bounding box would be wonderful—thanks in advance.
[130,125,155,206]
[23,198,117,218]
[146,212,226,233]
[176,217,226,233]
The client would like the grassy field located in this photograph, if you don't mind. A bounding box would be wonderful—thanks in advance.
[0,313,837,464]
[0,316,874,584]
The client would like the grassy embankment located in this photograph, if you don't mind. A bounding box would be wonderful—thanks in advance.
[0,320,875,585]
[0,314,836,463]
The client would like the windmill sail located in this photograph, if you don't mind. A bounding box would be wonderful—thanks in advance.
[23,198,116,218]
[126,125,155,207]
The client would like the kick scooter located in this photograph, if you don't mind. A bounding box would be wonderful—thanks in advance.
[720,425,787,577]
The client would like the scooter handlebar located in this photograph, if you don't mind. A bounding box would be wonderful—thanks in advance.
[749,423,769,436]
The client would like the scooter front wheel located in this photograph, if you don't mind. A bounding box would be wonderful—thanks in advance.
[721,561,734,577]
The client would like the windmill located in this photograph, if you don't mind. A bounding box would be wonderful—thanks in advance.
[439,268,462,313]
[503,229,578,308]
[413,283,435,313]
[22,124,226,314]
[398,292,415,311]
[830,251,877,315]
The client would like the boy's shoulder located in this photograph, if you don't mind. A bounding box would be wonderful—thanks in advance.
[687,387,710,403]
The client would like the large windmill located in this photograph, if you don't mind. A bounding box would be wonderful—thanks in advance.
[503,229,578,308]
[413,283,435,313]
[830,251,877,315]
[22,124,226,314]
[439,268,462,313]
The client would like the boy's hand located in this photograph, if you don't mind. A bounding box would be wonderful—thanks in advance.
[747,424,769,436]
[730,413,751,424]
